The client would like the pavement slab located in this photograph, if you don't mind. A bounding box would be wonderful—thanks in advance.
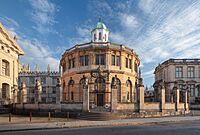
[0,116,200,132]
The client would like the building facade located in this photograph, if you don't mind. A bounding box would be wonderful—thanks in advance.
[0,23,24,105]
[60,20,140,112]
[154,59,200,103]
[18,65,61,104]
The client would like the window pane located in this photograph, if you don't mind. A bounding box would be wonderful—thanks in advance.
[188,67,194,78]
[175,67,183,78]
[2,60,9,76]
[68,59,71,69]
[80,56,84,66]
[41,77,46,84]
[189,84,195,97]
[134,62,138,72]
[72,58,75,68]
[29,77,35,84]
[112,55,115,66]
[96,54,99,65]
[100,54,105,65]
[129,59,132,69]
[85,55,88,66]
[126,58,128,68]
[116,56,120,66]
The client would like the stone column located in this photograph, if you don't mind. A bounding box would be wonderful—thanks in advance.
[56,78,61,104]
[138,78,144,112]
[82,77,89,112]
[160,84,165,112]
[111,76,118,112]
[174,86,179,112]
[184,90,189,111]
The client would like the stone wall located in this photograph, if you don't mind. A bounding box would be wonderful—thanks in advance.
[165,103,175,110]
[116,103,135,111]
[14,103,82,113]
[178,103,185,110]
[143,102,160,111]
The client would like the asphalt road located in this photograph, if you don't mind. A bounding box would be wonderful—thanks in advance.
[1,120,200,135]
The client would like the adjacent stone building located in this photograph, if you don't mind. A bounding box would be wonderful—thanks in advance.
[60,20,140,112]
[154,59,200,103]
[18,65,61,104]
[0,23,24,105]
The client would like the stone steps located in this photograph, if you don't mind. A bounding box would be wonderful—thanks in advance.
[77,112,120,121]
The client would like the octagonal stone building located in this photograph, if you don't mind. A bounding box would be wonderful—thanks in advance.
[60,20,140,112]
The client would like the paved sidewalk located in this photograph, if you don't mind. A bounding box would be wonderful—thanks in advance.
[0,116,200,132]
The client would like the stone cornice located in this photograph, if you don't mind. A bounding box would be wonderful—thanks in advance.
[155,58,200,73]
[0,23,24,55]
[60,42,140,64]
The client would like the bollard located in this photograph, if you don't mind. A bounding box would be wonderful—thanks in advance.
[9,113,11,122]
[29,112,32,122]
[48,112,51,121]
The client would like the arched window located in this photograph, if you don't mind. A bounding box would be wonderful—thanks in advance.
[79,78,86,102]
[68,79,74,101]
[126,80,132,102]
[111,77,121,102]
[63,82,66,101]
[71,91,74,101]
[2,59,9,76]
[94,34,96,41]
[104,34,106,41]
[99,32,102,40]
[2,83,9,99]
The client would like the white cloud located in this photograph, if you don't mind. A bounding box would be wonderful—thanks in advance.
[0,16,19,28]
[138,0,158,14]
[0,16,59,71]
[29,0,58,34]
[89,0,200,85]
[143,69,154,79]
[18,38,59,71]
[119,13,139,30]
[110,32,125,43]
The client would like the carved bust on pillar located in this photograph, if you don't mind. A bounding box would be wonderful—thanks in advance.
[111,75,117,89]
[35,79,42,102]
[82,75,89,89]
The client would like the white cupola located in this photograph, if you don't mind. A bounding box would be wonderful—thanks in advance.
[91,19,109,43]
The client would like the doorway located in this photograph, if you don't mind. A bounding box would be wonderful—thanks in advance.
[97,93,104,106]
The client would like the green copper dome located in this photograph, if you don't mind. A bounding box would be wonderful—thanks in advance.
[94,19,109,31]
[96,21,107,29]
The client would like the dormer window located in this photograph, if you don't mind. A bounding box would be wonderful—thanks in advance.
[99,32,102,40]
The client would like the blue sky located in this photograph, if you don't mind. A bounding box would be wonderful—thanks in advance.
[0,0,200,87]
